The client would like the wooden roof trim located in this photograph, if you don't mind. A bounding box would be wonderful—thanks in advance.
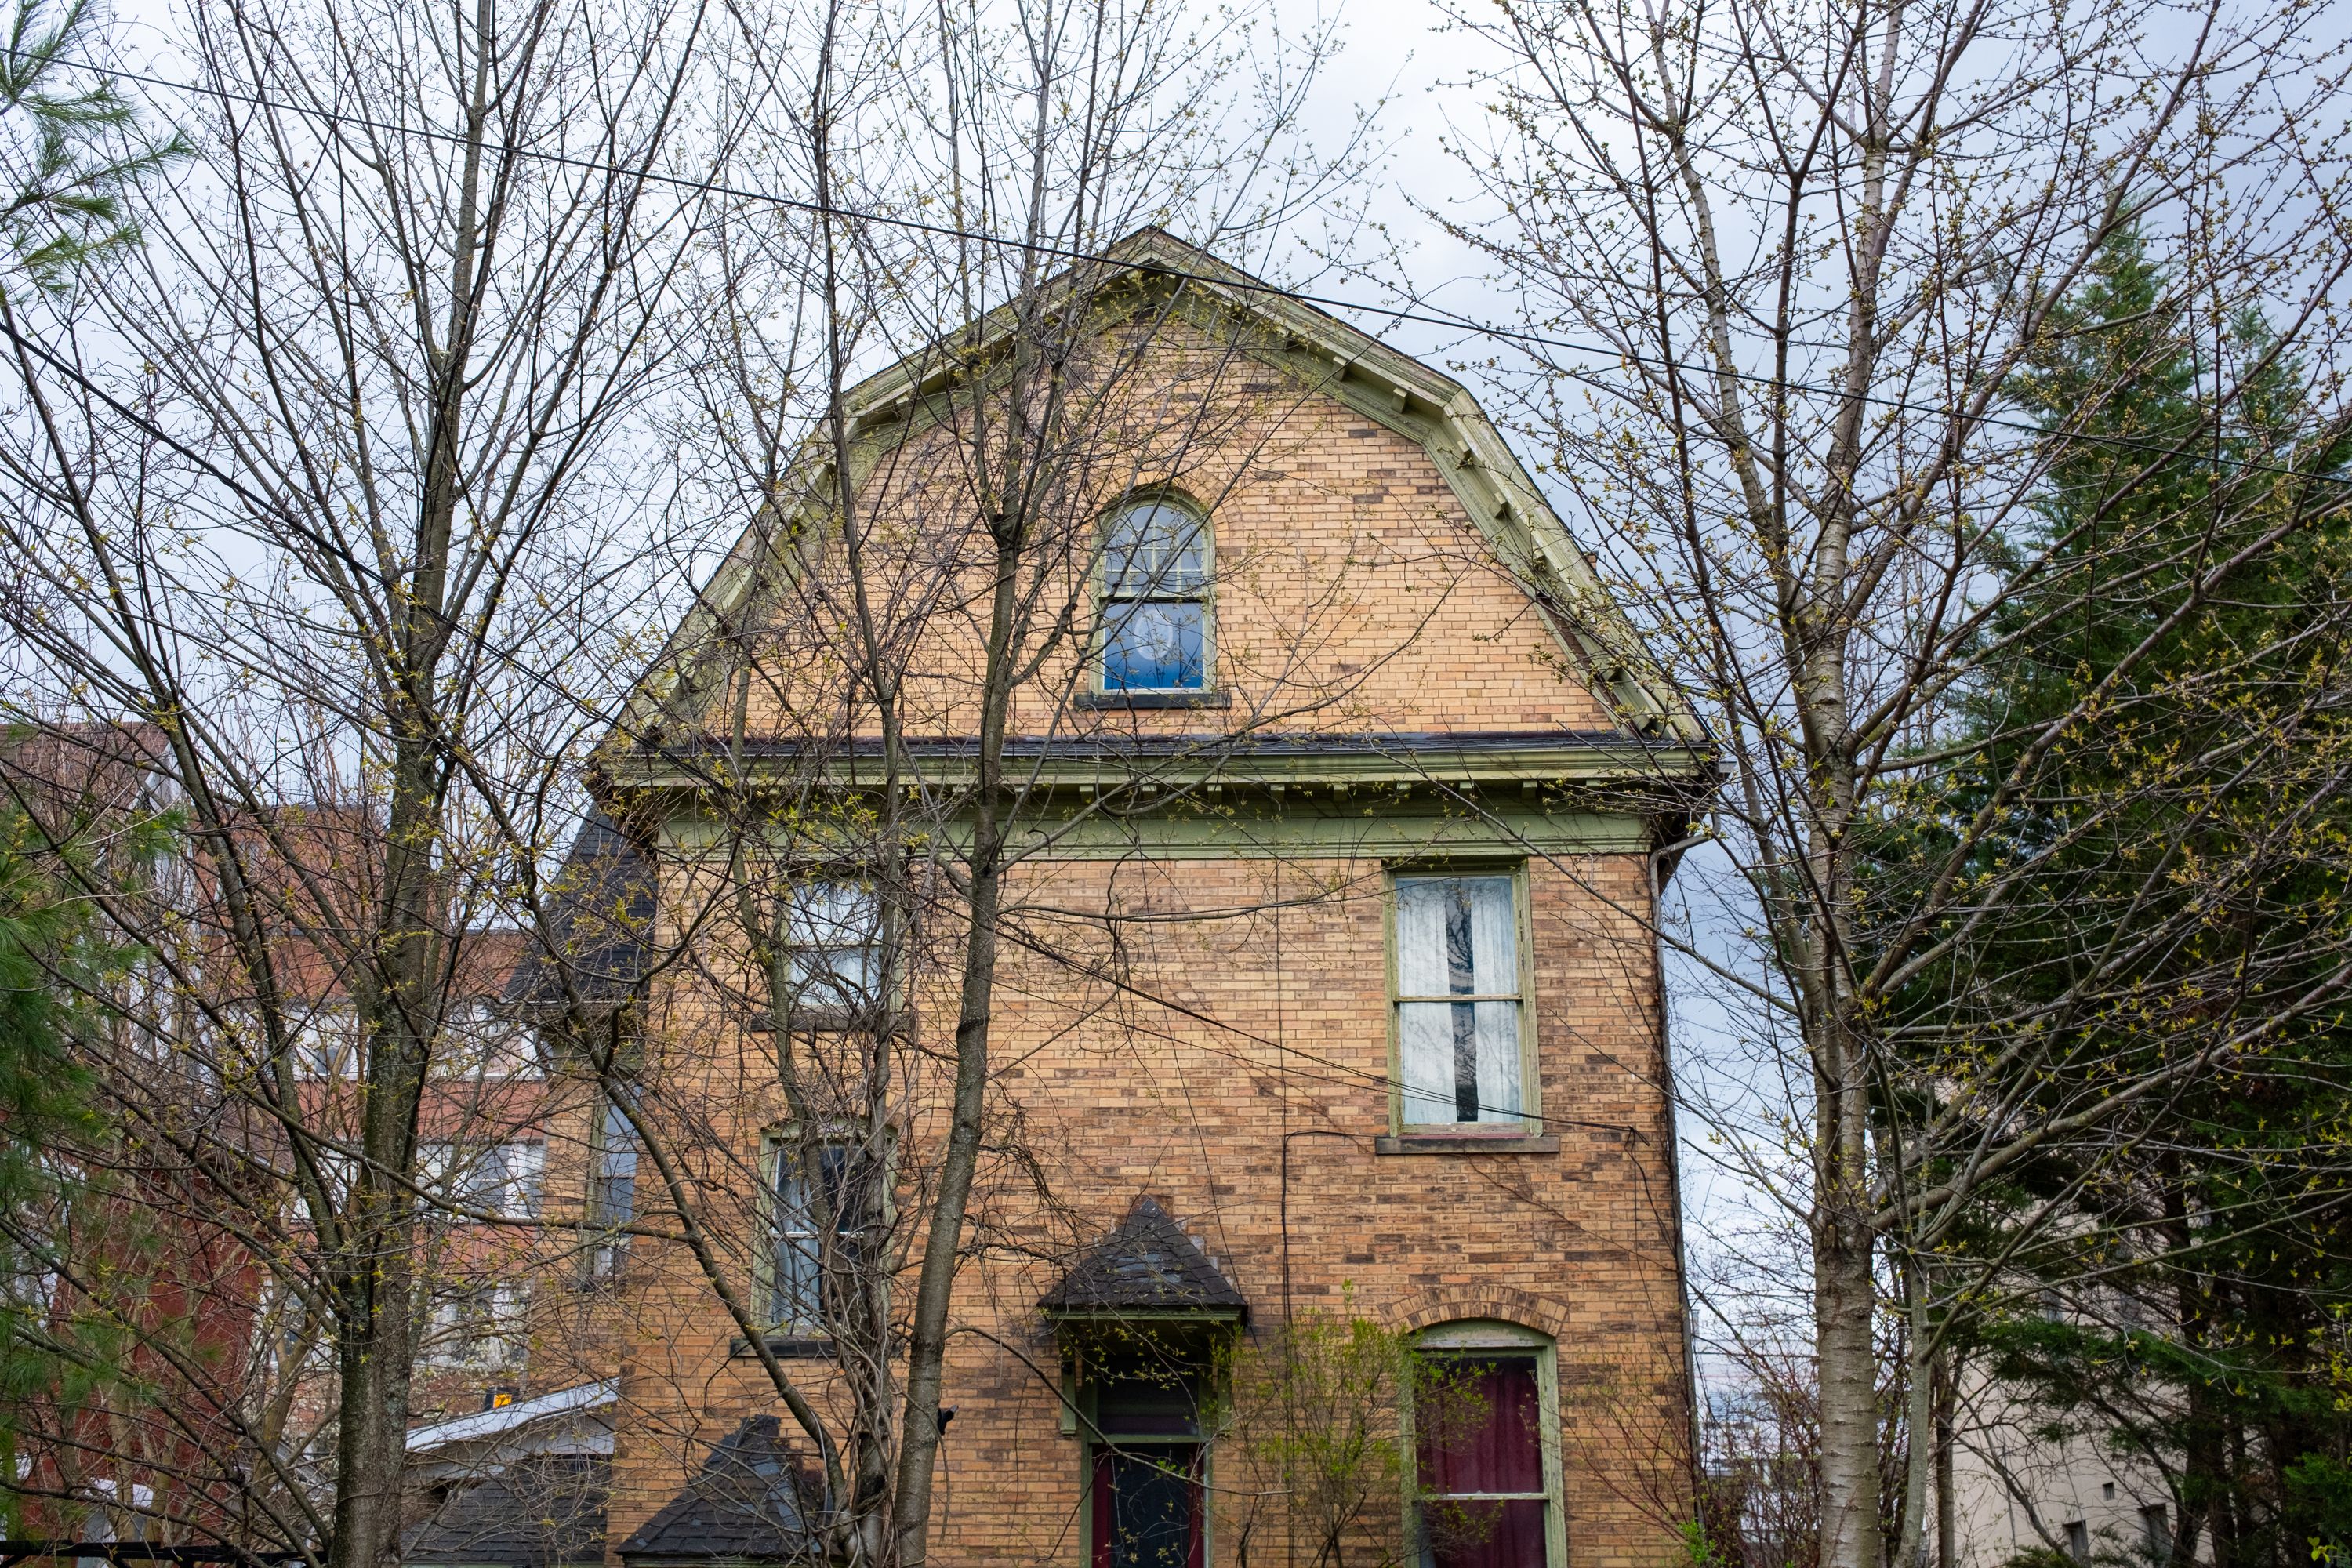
[605,228,1701,762]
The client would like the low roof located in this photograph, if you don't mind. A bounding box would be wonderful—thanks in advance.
[408,1380,619,1454]
[617,1417,819,1565]
[404,1455,608,1568]
[1040,1196,1247,1318]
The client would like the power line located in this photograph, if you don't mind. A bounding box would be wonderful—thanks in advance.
[27,47,2352,490]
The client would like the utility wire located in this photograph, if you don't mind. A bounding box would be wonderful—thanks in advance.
[27,48,2352,490]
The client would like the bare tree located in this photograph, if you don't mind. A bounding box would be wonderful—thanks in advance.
[1428,3,2352,1568]
[0,0,746,1558]
[499,2,1436,1563]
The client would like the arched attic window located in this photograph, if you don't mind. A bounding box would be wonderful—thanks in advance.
[1098,498,1210,693]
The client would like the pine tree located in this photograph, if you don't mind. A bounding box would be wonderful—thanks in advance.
[1879,227,2352,1568]
[0,0,182,290]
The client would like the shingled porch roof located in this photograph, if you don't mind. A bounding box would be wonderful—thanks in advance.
[1039,1197,1247,1319]
[616,1417,821,1566]
[405,1456,608,1568]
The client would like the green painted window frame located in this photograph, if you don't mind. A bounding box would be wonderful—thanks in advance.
[1094,492,1218,698]
[754,1124,894,1336]
[1383,860,1541,1134]
[1404,1318,1568,1568]
[1073,1373,1214,1568]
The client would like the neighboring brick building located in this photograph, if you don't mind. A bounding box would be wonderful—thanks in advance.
[0,724,606,1549]
[581,229,1709,1568]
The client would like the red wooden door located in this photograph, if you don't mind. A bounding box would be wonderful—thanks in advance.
[1419,1356,1548,1567]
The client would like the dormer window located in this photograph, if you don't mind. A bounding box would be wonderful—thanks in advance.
[1099,500,1210,692]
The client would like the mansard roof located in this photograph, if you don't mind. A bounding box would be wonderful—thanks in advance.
[503,807,655,1016]
[1040,1196,1247,1319]
[614,227,1701,762]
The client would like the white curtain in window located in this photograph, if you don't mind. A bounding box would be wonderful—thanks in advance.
[772,1153,821,1327]
[1394,879,1452,995]
[1396,880,1456,1123]
[1395,877,1521,1124]
[505,1142,546,1218]
[1473,1000,1522,1120]
[1469,883,1521,1120]
[1396,1004,1454,1123]
[786,881,882,1001]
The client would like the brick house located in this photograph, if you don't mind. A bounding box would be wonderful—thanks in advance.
[568,228,1709,1568]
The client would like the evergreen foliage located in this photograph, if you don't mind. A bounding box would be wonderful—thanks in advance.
[0,786,165,1532]
[1884,227,2352,1568]
[0,0,182,289]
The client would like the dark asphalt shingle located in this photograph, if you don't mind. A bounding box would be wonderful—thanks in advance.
[617,1417,820,1564]
[405,1455,608,1567]
[505,808,655,1013]
[1039,1196,1247,1315]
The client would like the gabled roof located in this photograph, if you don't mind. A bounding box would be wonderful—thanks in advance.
[404,1455,608,1568]
[1040,1196,1247,1318]
[615,227,1701,760]
[617,1417,821,1565]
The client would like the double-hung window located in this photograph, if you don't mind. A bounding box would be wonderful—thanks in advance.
[588,1102,639,1280]
[426,1283,526,1369]
[470,1142,545,1218]
[765,1138,871,1334]
[434,1000,539,1079]
[290,1004,358,1079]
[1392,872,1530,1128]
[1099,500,1210,693]
[783,880,886,1024]
[423,1141,545,1219]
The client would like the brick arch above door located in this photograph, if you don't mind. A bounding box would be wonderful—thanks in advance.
[1384,1283,1573,1341]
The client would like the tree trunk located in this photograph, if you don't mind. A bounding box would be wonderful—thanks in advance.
[1817,1206,1882,1568]
[1934,1350,1955,1568]
[1897,1269,1933,1568]
[889,483,1027,1563]
[325,9,487,1554]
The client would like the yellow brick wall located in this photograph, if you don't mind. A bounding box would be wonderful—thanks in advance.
[601,848,1692,1568]
[724,325,1616,746]
[600,328,1693,1567]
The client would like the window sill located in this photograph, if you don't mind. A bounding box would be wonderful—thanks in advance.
[1375,1132,1559,1156]
[1076,689,1231,710]
[746,1011,911,1036]
[729,1334,834,1359]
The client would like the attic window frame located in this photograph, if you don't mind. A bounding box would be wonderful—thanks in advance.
[1094,493,1216,699]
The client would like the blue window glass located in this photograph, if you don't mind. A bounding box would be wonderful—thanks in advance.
[1100,503,1208,691]
[1103,601,1206,691]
